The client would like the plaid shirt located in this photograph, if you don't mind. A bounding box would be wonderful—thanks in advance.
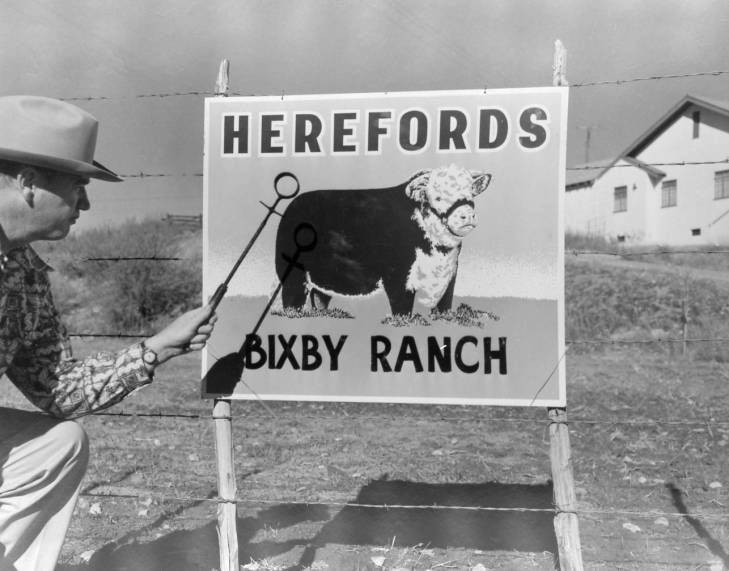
[0,246,151,419]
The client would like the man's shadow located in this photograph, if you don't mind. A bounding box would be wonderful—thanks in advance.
[58,477,557,571]
[57,502,332,571]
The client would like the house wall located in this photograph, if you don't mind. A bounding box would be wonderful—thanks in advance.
[565,102,729,245]
[564,162,653,241]
[634,104,729,244]
[594,161,652,242]
[565,184,601,235]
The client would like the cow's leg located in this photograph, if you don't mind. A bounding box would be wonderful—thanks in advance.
[433,275,457,314]
[309,288,331,310]
[382,276,416,316]
[280,266,309,308]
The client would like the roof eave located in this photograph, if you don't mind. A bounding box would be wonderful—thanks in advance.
[623,94,729,158]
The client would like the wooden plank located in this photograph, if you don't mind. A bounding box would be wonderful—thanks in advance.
[548,408,584,571]
[212,57,239,571]
[549,39,582,571]
[553,39,568,87]
[214,398,238,570]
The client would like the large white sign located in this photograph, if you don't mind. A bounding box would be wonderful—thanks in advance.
[202,87,568,406]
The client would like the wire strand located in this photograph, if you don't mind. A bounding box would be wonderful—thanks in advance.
[85,160,729,179]
[571,69,729,87]
[86,408,729,427]
[54,69,729,102]
[77,491,729,522]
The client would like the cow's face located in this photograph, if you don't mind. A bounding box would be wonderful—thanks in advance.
[406,164,492,240]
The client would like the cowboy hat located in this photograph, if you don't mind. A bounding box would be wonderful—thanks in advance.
[0,95,122,182]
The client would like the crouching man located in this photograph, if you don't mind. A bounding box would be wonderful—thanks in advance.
[0,95,216,570]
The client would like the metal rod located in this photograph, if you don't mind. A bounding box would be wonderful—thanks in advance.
[208,172,300,311]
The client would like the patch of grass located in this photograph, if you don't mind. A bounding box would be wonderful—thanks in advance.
[381,313,432,327]
[620,244,729,272]
[566,259,729,359]
[380,304,499,328]
[270,306,354,319]
[431,303,500,328]
[565,231,618,253]
[567,231,729,272]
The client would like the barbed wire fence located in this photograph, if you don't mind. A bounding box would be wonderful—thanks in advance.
[33,67,729,566]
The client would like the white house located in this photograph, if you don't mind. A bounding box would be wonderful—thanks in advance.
[565,95,729,245]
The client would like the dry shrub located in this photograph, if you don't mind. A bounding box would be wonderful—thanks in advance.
[37,218,202,334]
[566,260,729,359]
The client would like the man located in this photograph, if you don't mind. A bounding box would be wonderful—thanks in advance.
[0,95,216,570]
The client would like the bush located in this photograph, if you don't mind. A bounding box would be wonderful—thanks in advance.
[36,218,202,334]
[565,231,617,254]
[566,260,729,359]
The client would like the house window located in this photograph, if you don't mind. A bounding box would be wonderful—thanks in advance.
[693,110,701,139]
[661,180,677,208]
[715,170,729,200]
[614,186,627,212]
[692,228,701,236]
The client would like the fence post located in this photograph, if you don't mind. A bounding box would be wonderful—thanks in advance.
[548,408,583,570]
[212,57,239,571]
[550,39,584,571]
[682,273,689,356]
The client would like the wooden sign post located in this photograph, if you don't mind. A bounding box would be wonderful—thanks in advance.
[549,39,584,571]
[211,58,240,571]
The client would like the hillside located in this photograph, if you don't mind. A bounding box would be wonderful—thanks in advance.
[30,223,729,362]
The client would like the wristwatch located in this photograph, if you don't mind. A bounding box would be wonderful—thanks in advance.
[141,342,159,368]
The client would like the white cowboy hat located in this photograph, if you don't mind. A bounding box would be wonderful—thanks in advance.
[0,95,122,182]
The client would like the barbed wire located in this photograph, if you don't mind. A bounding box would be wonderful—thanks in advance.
[87,408,729,428]
[61,91,217,102]
[569,337,729,345]
[77,490,729,522]
[570,69,729,88]
[567,248,729,257]
[119,172,202,178]
[104,159,729,180]
[55,69,729,103]
[67,330,729,347]
[80,256,182,262]
[63,247,729,264]
[567,159,729,171]
[69,332,147,338]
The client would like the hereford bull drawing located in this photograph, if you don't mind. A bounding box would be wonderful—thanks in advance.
[274,163,492,316]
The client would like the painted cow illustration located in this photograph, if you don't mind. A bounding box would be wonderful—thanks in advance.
[274,163,492,315]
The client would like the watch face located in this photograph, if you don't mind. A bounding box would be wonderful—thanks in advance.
[143,349,157,365]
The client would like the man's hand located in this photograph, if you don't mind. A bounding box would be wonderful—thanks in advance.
[144,304,217,367]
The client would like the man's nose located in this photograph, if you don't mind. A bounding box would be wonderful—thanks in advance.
[77,188,90,211]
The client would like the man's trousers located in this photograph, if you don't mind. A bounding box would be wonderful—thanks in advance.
[0,407,89,571]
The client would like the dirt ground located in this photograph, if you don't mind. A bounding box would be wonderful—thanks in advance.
[2,338,723,570]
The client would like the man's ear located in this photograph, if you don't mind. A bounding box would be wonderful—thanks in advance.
[16,167,39,207]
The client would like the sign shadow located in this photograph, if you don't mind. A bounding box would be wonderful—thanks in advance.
[296,477,558,568]
[57,478,557,570]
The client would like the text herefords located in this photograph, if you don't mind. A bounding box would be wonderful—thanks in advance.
[220,107,549,157]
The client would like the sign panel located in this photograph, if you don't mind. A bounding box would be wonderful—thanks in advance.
[202,87,567,406]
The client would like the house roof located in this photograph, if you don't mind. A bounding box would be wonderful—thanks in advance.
[565,94,722,190]
[565,157,666,191]
[622,157,666,180]
[565,160,608,190]
[623,94,729,157]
